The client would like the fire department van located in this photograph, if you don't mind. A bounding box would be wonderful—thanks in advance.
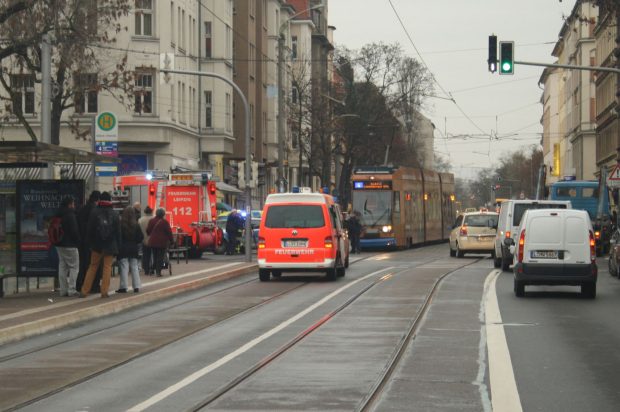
[257,188,349,281]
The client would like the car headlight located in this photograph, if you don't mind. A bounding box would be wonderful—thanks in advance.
[382,225,392,233]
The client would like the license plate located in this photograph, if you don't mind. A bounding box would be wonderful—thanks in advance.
[282,240,308,248]
[531,250,558,259]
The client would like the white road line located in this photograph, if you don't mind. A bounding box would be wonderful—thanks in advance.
[484,270,523,412]
[126,266,396,412]
[0,263,243,323]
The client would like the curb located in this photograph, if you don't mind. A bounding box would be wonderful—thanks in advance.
[0,264,258,346]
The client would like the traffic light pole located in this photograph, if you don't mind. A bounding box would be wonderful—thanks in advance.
[160,68,252,263]
[513,60,620,75]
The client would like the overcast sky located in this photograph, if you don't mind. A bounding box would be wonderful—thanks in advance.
[329,0,577,179]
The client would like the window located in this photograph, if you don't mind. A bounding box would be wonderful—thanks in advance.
[204,21,212,58]
[74,73,98,114]
[135,0,153,36]
[171,2,175,45]
[249,44,256,78]
[134,71,153,114]
[171,83,176,120]
[291,36,298,60]
[205,90,212,128]
[225,92,231,131]
[292,86,298,104]
[181,9,185,50]
[10,74,35,116]
[265,205,325,228]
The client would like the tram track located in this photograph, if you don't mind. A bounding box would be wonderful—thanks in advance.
[183,255,483,412]
[1,277,309,412]
[356,257,484,411]
[2,255,378,412]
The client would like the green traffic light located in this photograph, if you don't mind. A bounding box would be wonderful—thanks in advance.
[499,41,514,75]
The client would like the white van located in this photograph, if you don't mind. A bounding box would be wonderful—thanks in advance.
[507,209,597,298]
[494,200,571,271]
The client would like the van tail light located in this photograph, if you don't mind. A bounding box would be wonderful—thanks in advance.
[518,229,526,263]
[505,231,511,239]
[324,236,334,248]
[460,226,468,236]
[258,237,265,249]
[594,230,601,240]
[589,231,596,262]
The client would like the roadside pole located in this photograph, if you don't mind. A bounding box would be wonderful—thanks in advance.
[160,67,252,263]
[41,34,52,179]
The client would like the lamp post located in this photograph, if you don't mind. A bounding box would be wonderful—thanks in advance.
[278,4,325,190]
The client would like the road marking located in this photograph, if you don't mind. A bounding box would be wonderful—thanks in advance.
[0,263,243,323]
[484,270,523,412]
[127,266,396,412]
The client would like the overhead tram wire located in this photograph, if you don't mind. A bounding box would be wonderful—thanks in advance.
[386,0,491,139]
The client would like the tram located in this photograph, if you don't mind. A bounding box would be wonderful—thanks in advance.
[350,166,456,249]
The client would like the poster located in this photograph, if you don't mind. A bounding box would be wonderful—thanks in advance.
[16,180,84,277]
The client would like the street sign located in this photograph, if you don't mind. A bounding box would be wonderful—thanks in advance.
[607,164,620,188]
[95,112,118,141]
[95,112,118,177]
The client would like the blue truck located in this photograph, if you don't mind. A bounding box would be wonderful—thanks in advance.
[549,180,613,255]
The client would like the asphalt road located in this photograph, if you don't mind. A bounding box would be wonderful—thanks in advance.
[4,246,620,411]
[497,256,620,412]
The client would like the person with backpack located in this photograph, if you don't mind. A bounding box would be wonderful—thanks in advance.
[76,190,101,292]
[225,209,244,255]
[347,211,363,254]
[51,196,81,297]
[116,206,144,293]
[138,206,154,275]
[146,208,173,277]
[80,191,121,298]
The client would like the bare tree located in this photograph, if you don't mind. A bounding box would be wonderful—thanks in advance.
[0,0,133,143]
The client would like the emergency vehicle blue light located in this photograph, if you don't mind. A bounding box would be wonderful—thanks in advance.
[354,181,364,189]
[292,186,300,193]
[241,211,247,217]
[322,186,329,194]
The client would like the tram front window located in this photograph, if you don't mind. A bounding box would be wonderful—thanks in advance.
[353,191,391,226]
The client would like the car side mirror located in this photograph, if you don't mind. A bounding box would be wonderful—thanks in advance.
[504,238,515,247]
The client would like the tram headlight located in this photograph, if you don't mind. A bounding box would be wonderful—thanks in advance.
[382,225,392,233]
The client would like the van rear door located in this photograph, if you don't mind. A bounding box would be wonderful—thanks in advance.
[564,215,590,265]
[523,212,564,275]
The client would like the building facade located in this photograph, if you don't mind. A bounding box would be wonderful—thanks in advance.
[542,0,597,184]
[2,0,236,192]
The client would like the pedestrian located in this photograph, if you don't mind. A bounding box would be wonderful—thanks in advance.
[52,196,81,297]
[348,211,363,254]
[133,201,141,221]
[138,206,154,275]
[146,208,173,277]
[76,190,100,292]
[225,209,243,255]
[80,191,121,298]
[116,206,144,293]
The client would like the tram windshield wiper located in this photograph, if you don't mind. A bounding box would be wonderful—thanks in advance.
[370,208,390,227]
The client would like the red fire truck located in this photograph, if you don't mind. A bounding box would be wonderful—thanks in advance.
[113,172,223,257]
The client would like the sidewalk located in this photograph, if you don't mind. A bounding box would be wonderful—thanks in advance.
[0,256,257,346]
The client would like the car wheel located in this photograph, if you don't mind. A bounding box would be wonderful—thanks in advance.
[214,240,227,255]
[449,246,456,257]
[581,282,596,299]
[344,253,350,268]
[493,251,502,268]
[501,255,510,271]
[616,264,620,279]
[514,280,525,297]
[456,243,464,258]
[188,247,203,259]
[259,269,270,282]
[326,266,337,281]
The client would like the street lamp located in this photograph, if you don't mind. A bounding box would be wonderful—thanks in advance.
[277,4,325,191]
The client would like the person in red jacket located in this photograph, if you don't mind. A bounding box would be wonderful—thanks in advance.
[146,208,173,277]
